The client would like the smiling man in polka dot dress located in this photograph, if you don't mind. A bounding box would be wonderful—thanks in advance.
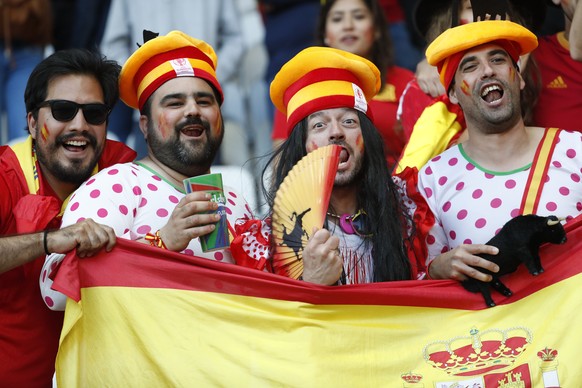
[41,31,253,311]
[418,20,582,281]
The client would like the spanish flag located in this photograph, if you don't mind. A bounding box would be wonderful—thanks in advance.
[396,96,465,174]
[53,216,582,386]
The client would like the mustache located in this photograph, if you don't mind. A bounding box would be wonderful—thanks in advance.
[57,131,97,148]
[329,139,352,153]
[176,116,210,133]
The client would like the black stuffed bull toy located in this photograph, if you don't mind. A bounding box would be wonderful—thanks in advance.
[461,214,567,307]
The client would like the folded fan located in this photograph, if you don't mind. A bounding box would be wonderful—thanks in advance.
[271,144,341,279]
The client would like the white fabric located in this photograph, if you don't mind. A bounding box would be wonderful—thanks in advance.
[41,163,252,310]
[326,221,374,285]
[418,129,582,263]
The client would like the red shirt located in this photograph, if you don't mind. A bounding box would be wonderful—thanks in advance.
[397,78,435,142]
[378,0,404,23]
[533,32,582,131]
[272,65,414,166]
[0,139,135,387]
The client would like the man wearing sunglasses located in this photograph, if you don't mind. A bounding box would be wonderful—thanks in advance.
[0,49,136,386]
[41,31,252,310]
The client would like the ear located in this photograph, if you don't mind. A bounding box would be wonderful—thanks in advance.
[323,37,330,46]
[448,87,459,105]
[27,112,37,139]
[138,115,149,140]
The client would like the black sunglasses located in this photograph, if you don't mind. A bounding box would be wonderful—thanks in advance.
[37,99,110,125]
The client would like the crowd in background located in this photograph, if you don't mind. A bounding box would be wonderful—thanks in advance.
[1,1,581,385]
[0,0,570,213]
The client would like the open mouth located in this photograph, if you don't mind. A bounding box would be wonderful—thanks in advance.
[62,139,89,152]
[180,125,205,137]
[339,147,349,165]
[481,85,504,103]
[340,35,358,44]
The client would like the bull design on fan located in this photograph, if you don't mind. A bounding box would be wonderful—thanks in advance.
[280,208,312,262]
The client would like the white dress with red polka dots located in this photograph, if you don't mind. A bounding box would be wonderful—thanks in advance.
[418,129,582,263]
[40,162,253,310]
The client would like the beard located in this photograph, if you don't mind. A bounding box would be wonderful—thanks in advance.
[147,115,223,176]
[34,127,101,185]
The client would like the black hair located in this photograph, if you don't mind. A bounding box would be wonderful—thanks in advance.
[24,48,121,122]
[316,0,394,92]
[262,111,413,281]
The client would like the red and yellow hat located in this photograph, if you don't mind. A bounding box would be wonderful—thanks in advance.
[426,20,538,91]
[270,47,381,136]
[119,30,222,111]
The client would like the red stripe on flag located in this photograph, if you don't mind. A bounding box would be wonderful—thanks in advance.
[52,215,582,311]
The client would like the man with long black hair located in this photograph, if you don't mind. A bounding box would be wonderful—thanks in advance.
[256,47,425,285]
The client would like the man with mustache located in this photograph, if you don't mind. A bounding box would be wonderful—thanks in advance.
[417,20,582,281]
[233,47,426,285]
[0,49,136,387]
[41,31,252,310]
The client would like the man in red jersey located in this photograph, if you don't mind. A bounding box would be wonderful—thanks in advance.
[0,49,135,387]
[533,0,582,130]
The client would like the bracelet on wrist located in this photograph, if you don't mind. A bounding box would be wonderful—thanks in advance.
[426,259,436,280]
[144,230,167,249]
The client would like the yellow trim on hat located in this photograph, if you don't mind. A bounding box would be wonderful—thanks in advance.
[439,58,451,89]
[270,47,380,116]
[286,80,356,120]
[426,20,538,66]
[136,58,216,104]
[119,30,220,110]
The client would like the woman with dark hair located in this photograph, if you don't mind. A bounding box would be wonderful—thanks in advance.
[271,0,414,169]
[233,47,426,285]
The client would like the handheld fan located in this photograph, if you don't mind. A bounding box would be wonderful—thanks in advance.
[271,144,341,279]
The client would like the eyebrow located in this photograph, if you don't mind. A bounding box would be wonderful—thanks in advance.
[307,108,352,120]
[159,91,216,104]
[459,49,510,69]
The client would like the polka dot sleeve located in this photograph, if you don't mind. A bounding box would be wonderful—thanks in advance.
[40,165,258,311]
[40,253,66,310]
[60,164,141,235]
[40,164,141,311]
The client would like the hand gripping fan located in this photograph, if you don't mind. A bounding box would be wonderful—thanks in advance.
[271,144,341,279]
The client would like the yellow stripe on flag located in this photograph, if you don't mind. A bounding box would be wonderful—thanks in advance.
[10,136,38,194]
[396,101,463,173]
[54,216,582,386]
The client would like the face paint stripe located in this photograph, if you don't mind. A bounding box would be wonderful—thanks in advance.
[158,113,171,140]
[41,123,49,142]
[461,80,470,96]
